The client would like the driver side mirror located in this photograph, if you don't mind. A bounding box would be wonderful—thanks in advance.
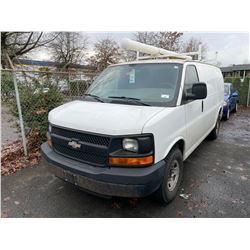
[186,83,207,100]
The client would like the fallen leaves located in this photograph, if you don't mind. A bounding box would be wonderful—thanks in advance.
[111,202,121,209]
[1,130,41,176]
[1,208,10,218]
[33,108,47,115]
[186,201,195,211]
[176,210,183,217]
[128,198,139,207]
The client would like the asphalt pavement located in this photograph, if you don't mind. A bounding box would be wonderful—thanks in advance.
[1,108,250,218]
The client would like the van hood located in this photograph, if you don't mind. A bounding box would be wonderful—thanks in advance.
[49,100,165,135]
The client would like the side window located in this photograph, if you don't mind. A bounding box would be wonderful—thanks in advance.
[184,65,199,95]
[230,84,233,94]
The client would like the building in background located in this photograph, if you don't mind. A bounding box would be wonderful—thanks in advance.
[221,64,250,79]
[14,59,96,73]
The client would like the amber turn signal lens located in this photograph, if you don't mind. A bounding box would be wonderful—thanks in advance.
[47,132,52,147]
[109,155,153,166]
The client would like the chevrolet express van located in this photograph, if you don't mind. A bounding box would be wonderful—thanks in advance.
[41,42,224,204]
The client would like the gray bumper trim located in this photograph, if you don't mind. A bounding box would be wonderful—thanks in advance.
[41,142,165,197]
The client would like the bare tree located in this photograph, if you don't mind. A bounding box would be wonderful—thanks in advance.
[49,32,88,69]
[1,32,58,68]
[134,31,183,52]
[182,37,208,60]
[119,49,137,62]
[88,38,120,72]
[134,32,158,46]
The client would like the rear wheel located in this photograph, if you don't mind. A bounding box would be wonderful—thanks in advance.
[224,108,230,120]
[232,102,238,113]
[154,148,183,205]
[208,114,220,140]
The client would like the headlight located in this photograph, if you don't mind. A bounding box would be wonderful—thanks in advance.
[122,138,138,152]
[223,101,227,106]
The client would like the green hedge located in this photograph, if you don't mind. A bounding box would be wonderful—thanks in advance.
[1,71,15,98]
[224,76,250,106]
[239,77,250,106]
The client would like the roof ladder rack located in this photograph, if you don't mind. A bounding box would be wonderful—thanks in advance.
[121,38,202,61]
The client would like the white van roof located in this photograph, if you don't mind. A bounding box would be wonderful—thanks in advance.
[110,59,219,69]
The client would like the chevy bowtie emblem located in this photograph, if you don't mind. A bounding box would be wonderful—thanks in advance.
[68,140,81,149]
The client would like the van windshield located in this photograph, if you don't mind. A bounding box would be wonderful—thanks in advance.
[85,63,183,107]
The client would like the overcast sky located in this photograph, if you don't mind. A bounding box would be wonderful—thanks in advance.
[35,32,249,67]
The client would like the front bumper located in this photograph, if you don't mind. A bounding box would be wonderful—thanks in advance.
[41,143,165,198]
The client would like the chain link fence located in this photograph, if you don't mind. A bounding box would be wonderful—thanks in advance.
[1,69,97,154]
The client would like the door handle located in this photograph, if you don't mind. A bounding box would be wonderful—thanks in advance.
[201,100,204,112]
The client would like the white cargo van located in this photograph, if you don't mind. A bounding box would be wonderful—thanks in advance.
[41,39,224,204]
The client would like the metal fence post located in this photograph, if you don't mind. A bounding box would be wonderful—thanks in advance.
[247,79,250,107]
[6,53,27,156]
[12,71,28,155]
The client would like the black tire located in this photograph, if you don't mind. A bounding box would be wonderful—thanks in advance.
[232,102,238,113]
[154,148,183,205]
[225,108,230,120]
[208,115,220,140]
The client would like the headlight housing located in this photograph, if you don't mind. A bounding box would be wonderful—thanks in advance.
[122,138,139,152]
[108,134,154,167]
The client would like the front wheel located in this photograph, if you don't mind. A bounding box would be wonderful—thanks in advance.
[154,148,183,205]
[208,114,220,140]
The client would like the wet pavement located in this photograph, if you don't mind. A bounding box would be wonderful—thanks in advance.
[1,108,250,218]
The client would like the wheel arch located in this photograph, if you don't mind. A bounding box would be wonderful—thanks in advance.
[163,137,185,160]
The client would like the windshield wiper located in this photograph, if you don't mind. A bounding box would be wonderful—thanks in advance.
[108,96,151,106]
[84,94,104,102]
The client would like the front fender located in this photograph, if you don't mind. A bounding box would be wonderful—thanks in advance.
[162,136,185,161]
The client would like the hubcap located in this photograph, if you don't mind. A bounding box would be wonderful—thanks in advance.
[167,160,180,192]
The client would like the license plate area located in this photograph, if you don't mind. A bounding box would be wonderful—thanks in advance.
[63,170,77,185]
